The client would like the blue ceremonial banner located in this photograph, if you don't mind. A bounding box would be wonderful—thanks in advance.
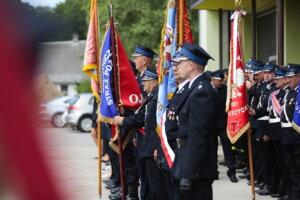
[99,27,118,123]
[292,82,300,133]
[156,0,177,129]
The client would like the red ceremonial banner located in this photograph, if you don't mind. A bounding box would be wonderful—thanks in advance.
[226,10,250,144]
[82,0,100,100]
[182,0,193,43]
[115,32,143,110]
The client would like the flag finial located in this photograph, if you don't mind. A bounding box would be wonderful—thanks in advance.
[235,0,242,10]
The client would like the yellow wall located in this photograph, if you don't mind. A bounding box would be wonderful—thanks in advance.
[198,0,300,67]
[199,10,220,71]
[242,14,253,63]
[285,0,300,64]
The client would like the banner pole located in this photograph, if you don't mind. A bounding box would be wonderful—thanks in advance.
[109,4,126,200]
[93,0,103,197]
[247,129,256,200]
[97,120,102,199]
[179,0,184,46]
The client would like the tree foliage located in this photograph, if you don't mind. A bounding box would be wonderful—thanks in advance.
[53,0,87,40]
[30,0,199,55]
[77,79,92,93]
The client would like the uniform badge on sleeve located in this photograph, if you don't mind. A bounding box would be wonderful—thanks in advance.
[198,82,203,90]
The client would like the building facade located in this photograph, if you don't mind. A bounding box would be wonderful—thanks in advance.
[37,39,87,96]
[191,0,300,71]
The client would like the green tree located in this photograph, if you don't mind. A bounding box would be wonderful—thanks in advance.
[53,0,88,40]
[77,79,92,93]
[94,0,198,56]
[32,0,198,54]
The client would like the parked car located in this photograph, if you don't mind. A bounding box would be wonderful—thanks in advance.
[66,93,94,132]
[40,95,73,127]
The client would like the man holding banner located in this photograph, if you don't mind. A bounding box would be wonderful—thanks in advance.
[114,68,170,200]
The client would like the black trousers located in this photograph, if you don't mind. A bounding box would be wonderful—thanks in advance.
[161,168,181,200]
[254,140,264,182]
[235,133,248,166]
[185,178,214,200]
[218,128,236,175]
[261,140,273,189]
[269,140,283,193]
[137,157,148,200]
[144,157,169,200]
[109,143,139,188]
[278,144,291,197]
[109,146,120,186]
[286,143,300,199]
[123,143,139,188]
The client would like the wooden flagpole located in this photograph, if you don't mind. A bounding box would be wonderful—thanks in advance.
[91,0,103,198]
[234,0,255,199]
[97,121,102,198]
[109,4,126,200]
[247,129,256,200]
[179,0,184,46]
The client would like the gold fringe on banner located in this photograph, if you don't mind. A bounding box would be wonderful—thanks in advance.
[109,129,136,153]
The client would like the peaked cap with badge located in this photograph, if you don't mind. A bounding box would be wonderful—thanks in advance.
[172,42,214,66]
[211,70,225,80]
[169,42,218,199]
[274,67,286,79]
[141,67,158,81]
[132,44,157,59]
[246,58,264,74]
[285,63,300,77]
[263,63,277,72]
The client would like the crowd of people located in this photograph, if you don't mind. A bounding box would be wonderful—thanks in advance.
[91,42,300,200]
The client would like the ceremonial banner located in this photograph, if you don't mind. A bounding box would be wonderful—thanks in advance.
[156,0,177,168]
[181,0,193,43]
[292,82,300,133]
[99,26,142,152]
[226,10,250,144]
[157,0,193,168]
[82,0,100,99]
[115,31,143,110]
[99,27,118,123]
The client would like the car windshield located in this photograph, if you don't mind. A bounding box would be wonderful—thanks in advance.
[69,95,80,105]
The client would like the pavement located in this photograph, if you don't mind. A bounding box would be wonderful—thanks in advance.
[41,127,273,200]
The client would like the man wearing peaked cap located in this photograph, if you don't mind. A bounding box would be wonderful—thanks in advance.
[279,63,300,200]
[248,61,278,196]
[141,68,172,200]
[132,44,157,98]
[170,42,217,200]
[211,70,238,183]
[164,59,190,200]
[131,44,157,199]
[114,68,170,199]
[268,67,291,199]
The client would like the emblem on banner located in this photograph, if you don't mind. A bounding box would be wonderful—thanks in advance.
[230,121,240,133]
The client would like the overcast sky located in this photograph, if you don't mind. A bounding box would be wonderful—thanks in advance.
[21,0,65,7]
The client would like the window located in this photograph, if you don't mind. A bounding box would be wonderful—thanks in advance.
[257,10,276,63]
[61,85,68,95]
